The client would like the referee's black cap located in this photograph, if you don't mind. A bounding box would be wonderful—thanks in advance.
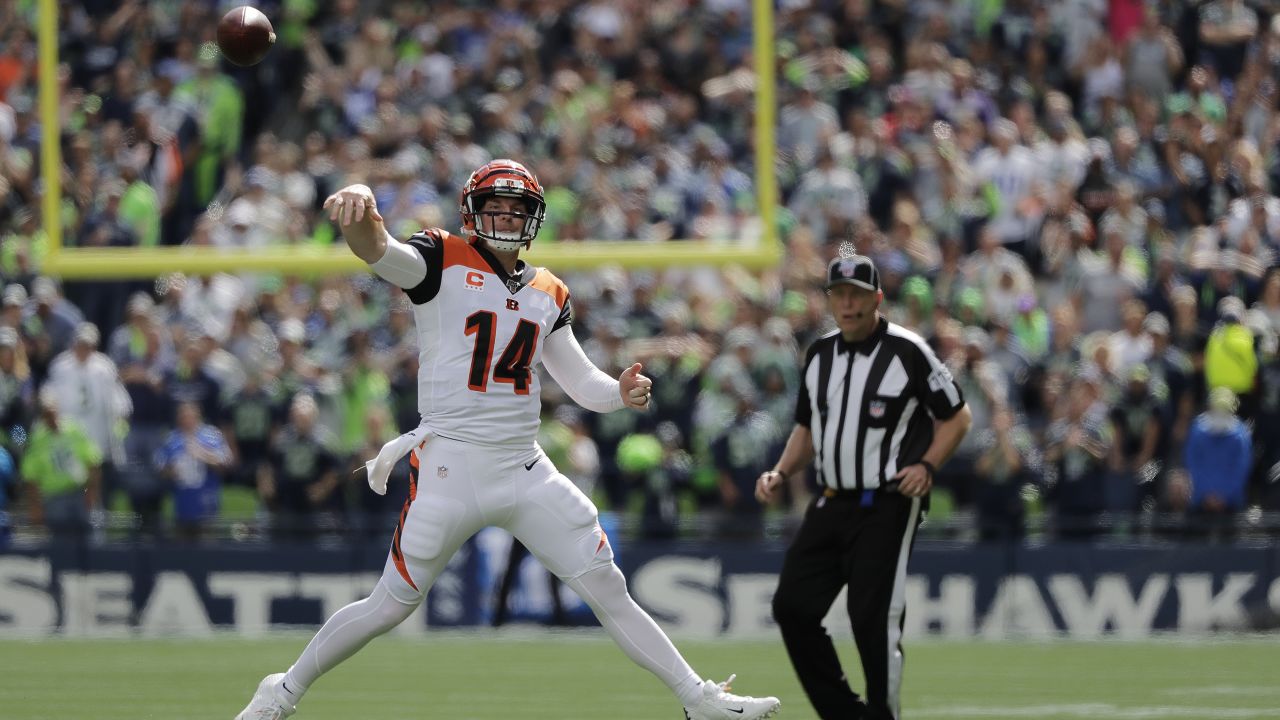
[825,255,881,292]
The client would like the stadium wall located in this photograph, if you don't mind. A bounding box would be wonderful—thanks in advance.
[2,532,1278,639]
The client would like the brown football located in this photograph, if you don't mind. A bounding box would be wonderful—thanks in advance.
[216,6,276,67]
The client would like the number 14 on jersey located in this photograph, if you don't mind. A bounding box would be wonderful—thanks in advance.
[464,311,540,394]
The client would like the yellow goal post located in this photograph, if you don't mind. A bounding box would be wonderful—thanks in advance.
[37,0,781,278]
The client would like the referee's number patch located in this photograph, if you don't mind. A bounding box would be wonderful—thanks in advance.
[927,366,955,393]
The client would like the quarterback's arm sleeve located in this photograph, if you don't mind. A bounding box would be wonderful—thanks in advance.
[542,327,626,414]
[370,235,428,289]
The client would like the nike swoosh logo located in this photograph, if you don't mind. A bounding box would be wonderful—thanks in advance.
[282,681,291,694]
[728,709,744,714]
[524,458,538,471]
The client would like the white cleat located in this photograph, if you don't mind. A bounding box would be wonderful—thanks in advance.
[683,674,781,719]
[234,673,296,720]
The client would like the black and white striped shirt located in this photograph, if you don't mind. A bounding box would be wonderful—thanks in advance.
[795,318,965,491]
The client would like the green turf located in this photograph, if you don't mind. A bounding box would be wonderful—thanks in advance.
[1,633,1278,719]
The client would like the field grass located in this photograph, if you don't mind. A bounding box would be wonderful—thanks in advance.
[2,633,1279,719]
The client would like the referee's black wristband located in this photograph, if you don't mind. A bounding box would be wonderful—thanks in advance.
[917,460,936,480]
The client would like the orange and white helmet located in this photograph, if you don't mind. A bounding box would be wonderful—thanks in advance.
[458,159,546,252]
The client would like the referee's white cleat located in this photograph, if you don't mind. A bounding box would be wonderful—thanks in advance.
[683,674,781,719]
[234,673,296,720]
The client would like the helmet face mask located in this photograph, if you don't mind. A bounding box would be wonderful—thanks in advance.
[459,160,546,252]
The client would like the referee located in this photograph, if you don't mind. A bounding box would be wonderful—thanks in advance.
[757,255,971,720]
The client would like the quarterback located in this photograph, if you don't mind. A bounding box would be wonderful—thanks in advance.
[235,159,780,720]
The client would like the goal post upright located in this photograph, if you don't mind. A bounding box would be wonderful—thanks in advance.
[40,0,780,279]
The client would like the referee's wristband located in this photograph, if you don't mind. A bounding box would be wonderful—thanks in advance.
[917,460,936,480]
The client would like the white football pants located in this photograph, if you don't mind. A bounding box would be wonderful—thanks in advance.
[282,434,702,705]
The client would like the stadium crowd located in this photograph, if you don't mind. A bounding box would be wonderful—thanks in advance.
[0,0,1278,545]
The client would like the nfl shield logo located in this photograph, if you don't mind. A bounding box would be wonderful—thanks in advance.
[437,466,449,479]
[869,400,886,419]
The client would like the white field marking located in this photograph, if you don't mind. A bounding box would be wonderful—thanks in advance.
[911,704,1280,718]
[1164,686,1280,697]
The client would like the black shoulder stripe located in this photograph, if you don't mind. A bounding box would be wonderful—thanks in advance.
[551,295,573,334]
[403,230,446,305]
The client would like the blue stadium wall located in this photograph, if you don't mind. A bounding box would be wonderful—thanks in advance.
[2,533,1278,638]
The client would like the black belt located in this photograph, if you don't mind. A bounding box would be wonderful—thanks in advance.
[822,480,901,506]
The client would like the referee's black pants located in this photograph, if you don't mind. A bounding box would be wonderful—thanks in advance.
[772,488,923,720]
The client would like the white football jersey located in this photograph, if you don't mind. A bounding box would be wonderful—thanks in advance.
[401,229,572,449]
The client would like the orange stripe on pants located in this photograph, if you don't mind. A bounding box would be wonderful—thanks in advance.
[390,450,422,591]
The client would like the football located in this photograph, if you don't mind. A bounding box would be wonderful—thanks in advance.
[216,6,276,67]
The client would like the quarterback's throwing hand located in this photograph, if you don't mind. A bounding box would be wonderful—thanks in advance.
[324,184,383,226]
[619,363,652,409]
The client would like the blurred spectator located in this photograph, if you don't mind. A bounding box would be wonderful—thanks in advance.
[336,331,390,459]
[153,401,232,543]
[1107,299,1154,375]
[618,421,694,540]
[0,325,32,452]
[788,145,867,246]
[175,45,244,207]
[1143,244,1189,322]
[939,323,1005,505]
[20,389,101,538]
[1125,4,1184,100]
[1169,284,1205,353]
[43,322,131,510]
[220,370,282,492]
[117,313,171,537]
[22,277,83,357]
[1197,0,1257,83]
[1254,268,1280,331]
[710,385,781,540]
[1010,294,1049,362]
[974,406,1037,541]
[972,119,1041,249]
[553,406,601,501]
[778,81,839,177]
[1110,364,1164,520]
[348,405,407,534]
[1073,227,1145,334]
[1204,296,1258,414]
[257,394,341,541]
[1143,311,1197,458]
[108,292,170,367]
[1184,387,1252,541]
[1045,372,1115,539]
[1194,254,1253,330]
[163,338,223,426]
[985,316,1033,409]
[273,318,324,404]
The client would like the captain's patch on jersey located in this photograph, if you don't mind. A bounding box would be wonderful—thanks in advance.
[464,271,485,291]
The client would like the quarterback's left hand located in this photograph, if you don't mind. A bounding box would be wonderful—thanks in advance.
[619,363,652,409]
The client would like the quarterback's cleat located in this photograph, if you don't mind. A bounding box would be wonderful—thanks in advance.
[683,674,781,719]
[234,673,296,720]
